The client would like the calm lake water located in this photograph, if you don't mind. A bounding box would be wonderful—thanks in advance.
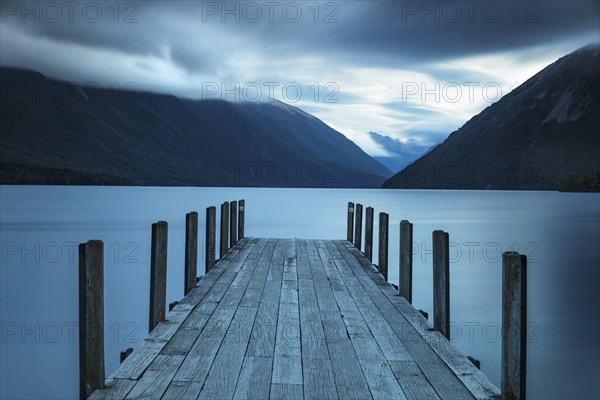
[0,186,598,399]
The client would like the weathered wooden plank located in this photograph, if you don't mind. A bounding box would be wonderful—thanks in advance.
[125,355,185,399]
[270,383,303,400]
[88,379,135,400]
[173,239,268,382]
[181,238,250,306]
[388,361,441,400]
[94,238,501,400]
[233,356,273,399]
[246,241,282,357]
[340,240,498,399]
[317,242,385,363]
[162,381,202,400]
[108,302,194,382]
[326,241,413,362]
[308,240,372,400]
[302,358,338,399]
[360,360,408,400]
[109,339,165,380]
[199,307,259,399]
[295,239,312,280]
[200,240,274,398]
[299,305,328,359]
[273,241,302,385]
[336,241,475,399]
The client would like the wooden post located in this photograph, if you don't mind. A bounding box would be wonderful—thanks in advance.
[206,206,216,273]
[399,220,413,303]
[79,240,104,399]
[150,221,168,332]
[347,202,354,242]
[433,230,450,339]
[230,200,238,246]
[220,202,229,258]
[184,212,198,295]
[354,203,363,250]
[120,348,133,364]
[238,199,245,240]
[365,207,374,261]
[378,212,389,280]
[502,252,527,400]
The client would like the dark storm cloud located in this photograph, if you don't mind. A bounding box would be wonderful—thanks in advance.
[3,1,598,71]
[0,0,598,154]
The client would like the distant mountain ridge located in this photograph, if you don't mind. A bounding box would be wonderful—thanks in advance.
[368,131,434,173]
[0,68,391,187]
[383,44,600,190]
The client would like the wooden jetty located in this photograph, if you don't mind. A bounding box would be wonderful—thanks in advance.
[80,200,527,400]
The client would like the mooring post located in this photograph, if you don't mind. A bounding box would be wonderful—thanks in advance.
[184,212,198,295]
[220,202,229,258]
[433,230,450,339]
[150,221,168,332]
[79,240,104,399]
[502,252,527,400]
[230,200,238,246]
[365,207,374,261]
[399,220,414,303]
[206,206,216,273]
[238,199,245,240]
[354,203,363,250]
[378,212,389,280]
[119,348,133,364]
[347,202,354,242]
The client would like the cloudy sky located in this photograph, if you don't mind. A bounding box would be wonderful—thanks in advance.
[1,0,598,155]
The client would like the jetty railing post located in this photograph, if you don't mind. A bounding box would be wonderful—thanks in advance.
[184,212,198,295]
[347,202,354,242]
[378,212,389,280]
[399,220,413,303]
[220,202,229,258]
[150,221,168,332]
[230,200,238,246]
[433,230,450,339]
[238,199,245,240]
[354,203,363,250]
[365,207,374,261]
[79,240,104,399]
[502,252,527,400]
[206,206,216,273]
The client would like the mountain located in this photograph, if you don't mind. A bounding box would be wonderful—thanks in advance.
[0,68,391,188]
[383,44,600,190]
[368,131,433,173]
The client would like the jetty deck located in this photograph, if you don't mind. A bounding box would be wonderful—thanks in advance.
[89,237,500,400]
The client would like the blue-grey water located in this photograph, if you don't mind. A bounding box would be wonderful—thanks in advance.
[1,186,598,399]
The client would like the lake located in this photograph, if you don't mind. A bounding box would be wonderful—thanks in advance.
[1,186,598,399]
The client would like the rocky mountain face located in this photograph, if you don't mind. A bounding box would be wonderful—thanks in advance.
[0,68,391,187]
[383,44,600,191]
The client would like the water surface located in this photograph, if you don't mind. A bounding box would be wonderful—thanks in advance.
[1,186,598,399]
